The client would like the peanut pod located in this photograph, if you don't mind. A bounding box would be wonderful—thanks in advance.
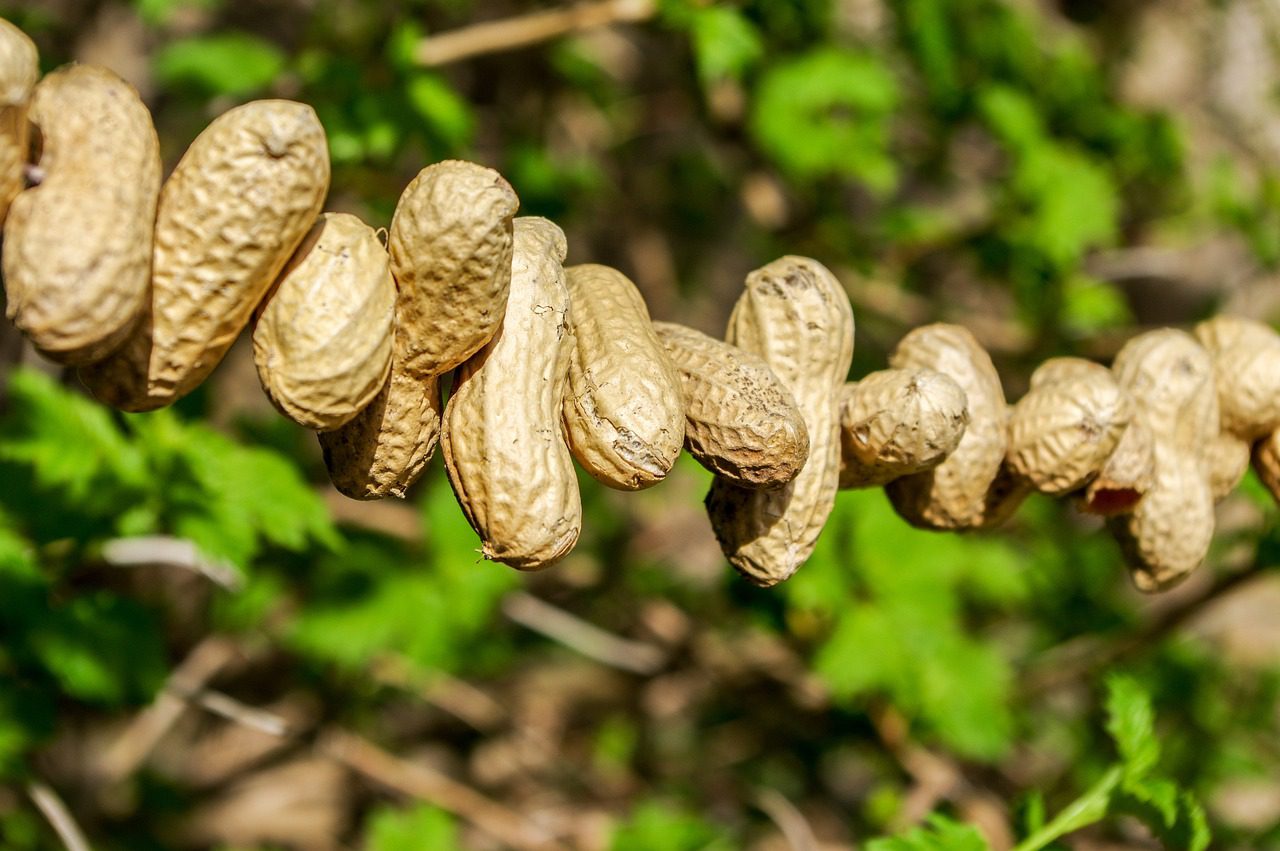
[253,213,396,431]
[884,324,1013,529]
[81,99,329,410]
[1079,413,1155,516]
[653,321,809,489]
[705,256,854,587]
[4,65,160,364]
[562,264,684,490]
[319,327,442,501]
[441,217,580,570]
[0,18,37,224]
[838,368,968,489]
[388,159,518,377]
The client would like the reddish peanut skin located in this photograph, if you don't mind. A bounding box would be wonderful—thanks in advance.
[654,321,810,489]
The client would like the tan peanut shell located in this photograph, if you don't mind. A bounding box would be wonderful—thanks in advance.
[441,217,580,570]
[1108,329,1218,591]
[1029,356,1114,391]
[653,321,809,489]
[0,18,36,224]
[81,99,329,410]
[838,368,969,489]
[884,324,1010,529]
[705,256,854,587]
[1192,315,1277,355]
[319,328,442,500]
[3,65,161,364]
[1079,414,1154,515]
[1206,433,1250,501]
[253,213,395,431]
[1007,361,1130,495]
[388,160,518,377]
[561,264,684,490]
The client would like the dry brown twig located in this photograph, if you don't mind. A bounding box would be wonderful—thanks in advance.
[28,780,92,851]
[502,591,667,674]
[415,0,656,66]
[755,788,820,851]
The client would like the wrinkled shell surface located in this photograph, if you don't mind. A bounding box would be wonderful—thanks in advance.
[1207,342,1280,440]
[1080,414,1155,515]
[705,256,854,587]
[441,217,580,570]
[653,321,809,489]
[0,18,36,224]
[253,213,396,431]
[81,99,329,410]
[4,64,160,364]
[1193,315,1277,355]
[1007,370,1130,495]
[561,264,684,490]
[1108,329,1219,589]
[1206,433,1251,502]
[1029,356,1114,391]
[319,327,442,501]
[884,324,1009,529]
[388,160,518,377]
[838,368,969,489]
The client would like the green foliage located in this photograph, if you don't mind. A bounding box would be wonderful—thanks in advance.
[610,800,735,851]
[153,32,286,96]
[363,804,461,851]
[867,815,991,851]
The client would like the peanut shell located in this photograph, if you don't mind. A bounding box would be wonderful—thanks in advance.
[705,256,854,587]
[0,18,36,224]
[388,160,518,377]
[1206,433,1250,501]
[319,327,442,500]
[441,217,580,570]
[81,99,329,410]
[1079,414,1154,516]
[837,368,969,489]
[1251,429,1280,505]
[4,64,160,364]
[561,264,684,490]
[253,213,395,431]
[653,321,809,489]
[884,324,1010,529]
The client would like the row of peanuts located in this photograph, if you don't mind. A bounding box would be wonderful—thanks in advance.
[2,20,1277,593]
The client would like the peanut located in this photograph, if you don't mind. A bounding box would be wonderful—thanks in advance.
[253,213,395,431]
[884,324,1012,529]
[1251,429,1280,503]
[0,18,36,224]
[1193,316,1280,441]
[561,264,684,490]
[3,65,160,365]
[653,321,809,489]
[1007,357,1130,495]
[705,256,854,587]
[441,217,580,570]
[80,100,329,410]
[388,160,519,377]
[837,368,968,489]
[319,328,442,500]
[1106,329,1218,591]
[1079,412,1154,516]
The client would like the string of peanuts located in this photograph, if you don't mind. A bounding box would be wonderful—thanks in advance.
[2,21,1278,595]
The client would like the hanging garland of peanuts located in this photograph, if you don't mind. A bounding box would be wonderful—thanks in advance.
[3,20,1279,595]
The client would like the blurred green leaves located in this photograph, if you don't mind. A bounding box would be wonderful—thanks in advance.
[363,804,460,851]
[154,33,285,96]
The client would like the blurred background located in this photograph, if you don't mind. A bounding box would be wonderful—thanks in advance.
[0,0,1279,848]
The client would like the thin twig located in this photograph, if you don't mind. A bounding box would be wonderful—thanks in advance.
[28,781,92,851]
[502,591,666,674]
[372,655,507,730]
[1024,558,1273,694]
[101,536,242,591]
[318,728,571,851]
[415,0,656,66]
[188,689,291,738]
[96,635,241,782]
[755,788,819,851]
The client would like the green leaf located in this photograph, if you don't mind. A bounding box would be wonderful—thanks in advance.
[610,800,734,851]
[750,48,899,193]
[1060,275,1132,335]
[1105,674,1159,781]
[154,32,286,96]
[689,7,762,86]
[405,74,475,150]
[1012,766,1121,851]
[866,815,991,851]
[364,804,460,851]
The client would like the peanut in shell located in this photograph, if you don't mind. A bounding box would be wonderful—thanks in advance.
[837,368,969,489]
[319,327,442,500]
[562,264,684,490]
[0,18,36,224]
[441,217,580,570]
[884,324,1010,529]
[653,321,809,489]
[1079,414,1154,516]
[81,99,329,410]
[253,213,396,431]
[388,159,518,378]
[4,64,161,364]
[705,256,854,587]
